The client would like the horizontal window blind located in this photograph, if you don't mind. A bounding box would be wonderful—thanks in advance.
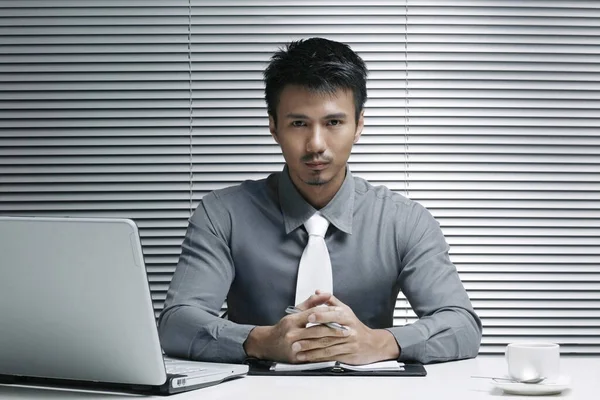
[0,0,197,321]
[396,0,600,355]
[1,0,598,355]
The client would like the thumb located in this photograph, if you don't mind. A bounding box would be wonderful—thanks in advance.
[296,291,332,310]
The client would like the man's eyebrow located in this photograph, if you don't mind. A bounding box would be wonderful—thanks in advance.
[323,113,347,119]
[285,113,309,119]
[284,112,348,120]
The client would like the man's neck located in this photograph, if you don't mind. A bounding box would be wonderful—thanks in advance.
[289,168,346,210]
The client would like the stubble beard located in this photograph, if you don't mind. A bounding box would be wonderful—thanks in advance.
[305,179,327,186]
[303,171,332,186]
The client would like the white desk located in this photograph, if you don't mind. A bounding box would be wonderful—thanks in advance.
[0,356,598,399]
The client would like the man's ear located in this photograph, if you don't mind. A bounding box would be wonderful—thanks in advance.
[269,115,279,144]
[354,110,365,144]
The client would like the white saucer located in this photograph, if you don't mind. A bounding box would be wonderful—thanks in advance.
[493,375,571,396]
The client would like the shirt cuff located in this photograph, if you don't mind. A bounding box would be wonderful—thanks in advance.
[217,322,256,363]
[385,324,426,362]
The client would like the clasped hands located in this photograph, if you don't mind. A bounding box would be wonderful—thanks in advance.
[244,290,400,365]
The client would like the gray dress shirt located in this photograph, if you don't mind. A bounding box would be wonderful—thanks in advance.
[158,166,482,364]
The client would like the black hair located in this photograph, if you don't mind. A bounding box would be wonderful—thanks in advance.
[264,37,368,126]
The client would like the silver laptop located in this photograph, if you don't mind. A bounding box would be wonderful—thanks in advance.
[0,216,248,395]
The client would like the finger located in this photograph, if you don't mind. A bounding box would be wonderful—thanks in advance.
[305,304,340,315]
[307,307,351,326]
[295,323,352,340]
[283,305,338,330]
[296,292,331,310]
[296,343,356,363]
[292,336,348,355]
[283,313,310,331]
[323,294,346,308]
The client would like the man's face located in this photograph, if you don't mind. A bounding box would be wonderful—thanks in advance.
[269,85,364,193]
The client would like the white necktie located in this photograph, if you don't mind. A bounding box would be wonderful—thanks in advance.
[295,212,333,305]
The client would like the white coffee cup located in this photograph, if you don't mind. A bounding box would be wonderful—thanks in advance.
[505,342,560,382]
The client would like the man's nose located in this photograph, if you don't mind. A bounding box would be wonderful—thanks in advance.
[306,126,326,154]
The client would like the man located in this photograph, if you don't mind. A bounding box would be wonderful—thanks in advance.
[158,37,482,365]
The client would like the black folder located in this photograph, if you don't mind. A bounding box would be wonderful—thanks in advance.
[245,359,427,377]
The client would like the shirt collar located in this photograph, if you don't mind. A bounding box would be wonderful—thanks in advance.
[278,164,354,235]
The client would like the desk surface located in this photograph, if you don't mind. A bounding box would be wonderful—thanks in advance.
[0,356,598,399]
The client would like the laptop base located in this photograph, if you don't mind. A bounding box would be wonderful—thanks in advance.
[0,373,245,396]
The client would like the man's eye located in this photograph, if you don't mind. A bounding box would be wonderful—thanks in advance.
[328,120,341,126]
[291,121,306,127]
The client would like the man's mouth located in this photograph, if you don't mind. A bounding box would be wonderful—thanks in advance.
[305,161,330,170]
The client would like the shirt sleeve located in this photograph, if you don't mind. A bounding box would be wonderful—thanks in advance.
[157,192,255,363]
[386,202,483,364]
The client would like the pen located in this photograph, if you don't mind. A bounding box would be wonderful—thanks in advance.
[285,305,349,331]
